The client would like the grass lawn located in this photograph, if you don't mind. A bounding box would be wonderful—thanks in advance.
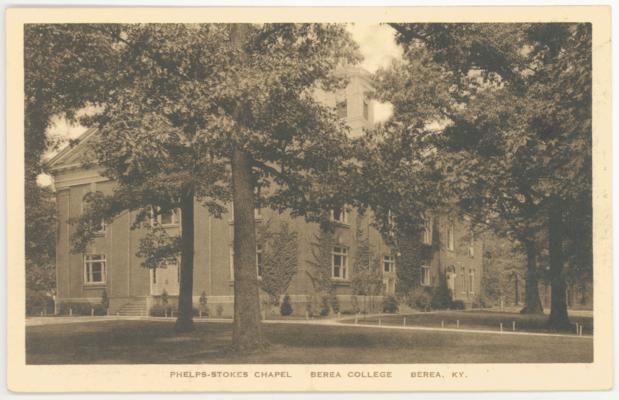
[26,319,592,364]
[353,310,593,335]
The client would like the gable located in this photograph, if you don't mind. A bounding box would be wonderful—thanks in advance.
[47,127,99,173]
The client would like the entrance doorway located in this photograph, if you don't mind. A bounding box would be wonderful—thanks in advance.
[150,261,180,296]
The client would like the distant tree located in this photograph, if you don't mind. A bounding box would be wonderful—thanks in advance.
[370,23,591,329]
[25,184,56,294]
[350,224,383,312]
[257,220,299,305]
[280,294,293,316]
[307,227,337,301]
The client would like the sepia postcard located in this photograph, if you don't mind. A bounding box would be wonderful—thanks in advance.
[5,6,612,392]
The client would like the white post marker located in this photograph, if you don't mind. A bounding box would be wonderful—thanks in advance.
[69,307,73,317]
[378,318,382,327]
[354,313,358,324]
[456,320,460,329]
[441,320,444,328]
[403,317,406,327]
[500,323,503,332]
[91,308,94,317]
[512,321,516,331]
[575,323,579,335]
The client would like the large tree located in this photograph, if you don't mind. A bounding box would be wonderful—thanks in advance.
[24,25,115,304]
[370,23,591,328]
[68,23,359,349]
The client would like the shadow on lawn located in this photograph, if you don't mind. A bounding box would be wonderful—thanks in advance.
[26,319,593,364]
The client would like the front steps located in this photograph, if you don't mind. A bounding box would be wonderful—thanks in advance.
[115,298,148,316]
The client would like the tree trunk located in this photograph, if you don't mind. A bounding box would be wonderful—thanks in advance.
[520,241,543,314]
[228,23,264,352]
[231,146,264,351]
[175,191,195,332]
[547,200,571,330]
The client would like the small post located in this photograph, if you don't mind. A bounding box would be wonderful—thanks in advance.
[441,320,444,328]
[305,310,309,321]
[69,307,73,317]
[164,310,167,318]
[354,313,358,325]
[512,321,516,331]
[91,308,94,317]
[575,323,579,335]
[579,325,583,336]
[116,311,119,316]
[199,310,202,318]
[403,317,406,327]
[456,320,460,329]
[500,323,503,332]
[378,318,382,327]
[40,311,43,317]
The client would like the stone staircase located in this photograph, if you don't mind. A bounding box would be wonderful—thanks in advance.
[115,298,148,316]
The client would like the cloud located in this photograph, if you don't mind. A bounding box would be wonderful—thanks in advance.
[347,23,402,73]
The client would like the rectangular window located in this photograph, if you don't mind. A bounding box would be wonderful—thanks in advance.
[469,269,475,294]
[447,222,455,251]
[468,232,475,257]
[460,266,467,293]
[336,99,347,118]
[331,207,348,224]
[84,254,106,284]
[421,265,431,286]
[152,267,157,284]
[149,206,180,227]
[363,99,369,120]
[256,244,263,278]
[160,208,180,226]
[423,216,433,245]
[383,255,395,273]
[332,246,348,279]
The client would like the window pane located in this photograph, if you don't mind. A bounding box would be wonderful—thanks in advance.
[160,210,173,225]
[91,262,103,282]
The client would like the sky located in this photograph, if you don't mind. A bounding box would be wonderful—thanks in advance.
[38,23,402,186]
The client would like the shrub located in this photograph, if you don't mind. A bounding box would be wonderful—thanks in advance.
[100,289,110,313]
[471,295,485,309]
[26,289,54,316]
[57,302,106,316]
[149,304,174,317]
[382,295,399,313]
[319,296,330,316]
[451,300,465,310]
[216,304,224,317]
[199,291,208,307]
[350,295,360,314]
[328,293,340,314]
[431,284,453,310]
[280,294,293,316]
[409,287,433,311]
[305,301,314,318]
